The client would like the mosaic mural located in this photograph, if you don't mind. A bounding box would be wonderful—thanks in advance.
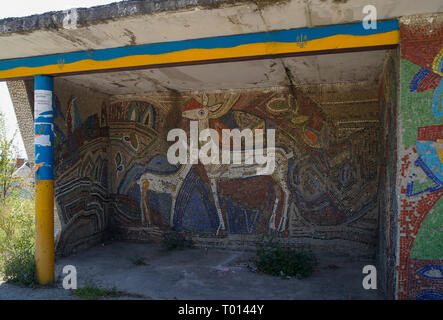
[397,15,443,300]
[52,80,380,256]
[53,80,110,255]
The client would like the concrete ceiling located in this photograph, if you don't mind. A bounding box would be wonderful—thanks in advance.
[0,0,441,60]
[61,49,389,95]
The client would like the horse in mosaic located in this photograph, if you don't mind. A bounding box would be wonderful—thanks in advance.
[138,96,292,235]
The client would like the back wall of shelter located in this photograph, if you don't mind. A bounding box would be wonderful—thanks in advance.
[52,77,381,258]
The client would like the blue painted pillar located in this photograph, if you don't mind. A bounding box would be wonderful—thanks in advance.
[34,75,54,284]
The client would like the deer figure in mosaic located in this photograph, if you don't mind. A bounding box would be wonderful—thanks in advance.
[139,93,292,235]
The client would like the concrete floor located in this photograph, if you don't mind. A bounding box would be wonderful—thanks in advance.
[0,242,384,300]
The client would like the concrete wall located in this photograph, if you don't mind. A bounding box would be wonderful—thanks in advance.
[7,80,34,163]
[52,80,381,257]
[395,13,443,300]
[377,50,399,299]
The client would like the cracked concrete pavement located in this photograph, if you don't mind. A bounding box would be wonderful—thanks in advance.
[0,241,384,300]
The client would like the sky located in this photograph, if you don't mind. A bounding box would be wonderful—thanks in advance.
[0,0,122,159]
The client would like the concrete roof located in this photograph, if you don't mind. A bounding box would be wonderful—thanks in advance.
[62,49,388,94]
[0,0,441,60]
[3,0,440,163]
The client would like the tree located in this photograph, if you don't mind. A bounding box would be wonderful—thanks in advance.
[0,111,18,201]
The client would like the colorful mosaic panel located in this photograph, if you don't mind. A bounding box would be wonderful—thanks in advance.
[398,15,443,300]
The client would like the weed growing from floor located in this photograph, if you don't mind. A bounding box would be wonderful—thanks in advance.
[255,235,317,279]
[72,285,120,299]
[130,255,147,266]
[162,229,194,251]
[72,285,144,299]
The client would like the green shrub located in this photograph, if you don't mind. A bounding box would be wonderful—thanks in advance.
[255,235,317,279]
[0,111,37,287]
[162,230,194,251]
[1,249,36,287]
[0,193,37,287]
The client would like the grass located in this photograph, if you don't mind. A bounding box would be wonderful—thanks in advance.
[72,285,120,299]
[72,285,144,300]
[255,235,318,279]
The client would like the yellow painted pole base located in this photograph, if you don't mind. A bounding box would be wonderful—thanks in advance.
[35,180,54,284]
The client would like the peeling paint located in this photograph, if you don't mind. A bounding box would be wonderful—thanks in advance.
[62,8,78,30]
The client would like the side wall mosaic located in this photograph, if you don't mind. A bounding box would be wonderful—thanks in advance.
[397,14,443,300]
[53,79,110,255]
